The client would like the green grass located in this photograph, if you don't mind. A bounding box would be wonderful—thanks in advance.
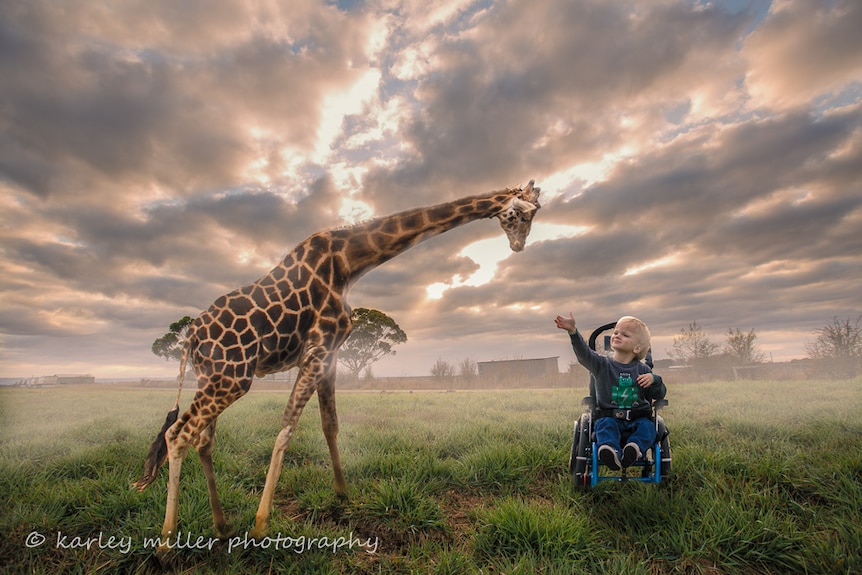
[1,379,861,574]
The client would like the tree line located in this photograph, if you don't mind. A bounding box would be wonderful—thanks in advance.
[667,316,862,379]
[152,312,862,381]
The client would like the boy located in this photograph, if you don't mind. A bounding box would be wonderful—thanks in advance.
[555,313,666,470]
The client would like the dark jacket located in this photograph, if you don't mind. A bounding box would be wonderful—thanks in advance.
[569,330,666,417]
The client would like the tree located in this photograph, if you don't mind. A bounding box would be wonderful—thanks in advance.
[151,316,194,361]
[458,357,478,380]
[804,315,862,378]
[338,308,407,378]
[724,328,764,365]
[430,358,455,378]
[669,321,719,365]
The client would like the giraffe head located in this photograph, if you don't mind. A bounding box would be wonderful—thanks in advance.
[497,180,541,252]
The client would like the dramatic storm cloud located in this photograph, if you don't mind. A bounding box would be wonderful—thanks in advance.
[1,0,860,378]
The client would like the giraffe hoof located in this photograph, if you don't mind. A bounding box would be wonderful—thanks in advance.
[154,545,176,568]
[215,523,235,539]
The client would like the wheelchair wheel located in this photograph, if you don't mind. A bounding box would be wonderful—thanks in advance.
[656,415,672,479]
[660,435,672,479]
[570,413,592,490]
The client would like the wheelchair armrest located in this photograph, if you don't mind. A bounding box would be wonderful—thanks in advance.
[581,396,596,410]
[653,399,669,410]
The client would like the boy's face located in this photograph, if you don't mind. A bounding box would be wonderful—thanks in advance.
[611,321,643,357]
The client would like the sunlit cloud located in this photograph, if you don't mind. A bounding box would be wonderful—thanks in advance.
[528,222,590,243]
[542,150,634,195]
[425,237,506,300]
[391,39,441,80]
[338,196,375,224]
[623,254,680,277]
[425,221,587,300]
[314,68,382,164]
[732,186,815,219]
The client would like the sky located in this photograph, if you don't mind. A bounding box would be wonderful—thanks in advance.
[1,0,860,380]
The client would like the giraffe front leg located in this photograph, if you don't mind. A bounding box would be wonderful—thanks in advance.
[251,379,315,538]
[251,423,296,539]
[252,345,340,538]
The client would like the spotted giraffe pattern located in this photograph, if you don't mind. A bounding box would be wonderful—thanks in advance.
[135,181,541,543]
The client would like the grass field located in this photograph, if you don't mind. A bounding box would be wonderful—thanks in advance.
[1,378,861,574]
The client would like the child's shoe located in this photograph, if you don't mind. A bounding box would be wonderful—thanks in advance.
[598,445,621,470]
[621,443,641,468]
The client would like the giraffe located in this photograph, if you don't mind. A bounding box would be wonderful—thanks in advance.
[134,180,541,543]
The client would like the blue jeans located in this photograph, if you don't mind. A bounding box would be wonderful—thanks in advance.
[594,416,656,455]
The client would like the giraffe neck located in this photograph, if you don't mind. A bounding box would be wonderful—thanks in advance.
[335,190,514,283]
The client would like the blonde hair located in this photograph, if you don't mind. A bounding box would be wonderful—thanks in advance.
[616,316,651,361]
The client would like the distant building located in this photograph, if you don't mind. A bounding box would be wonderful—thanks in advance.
[26,374,95,387]
[477,357,560,380]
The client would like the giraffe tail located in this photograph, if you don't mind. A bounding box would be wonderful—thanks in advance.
[132,332,193,491]
[132,405,179,491]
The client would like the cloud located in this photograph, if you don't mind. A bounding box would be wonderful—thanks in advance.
[743,0,862,110]
[1,0,860,378]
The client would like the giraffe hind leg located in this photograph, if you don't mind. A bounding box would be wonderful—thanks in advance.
[317,380,347,498]
[160,383,246,542]
[196,419,231,538]
[161,414,191,541]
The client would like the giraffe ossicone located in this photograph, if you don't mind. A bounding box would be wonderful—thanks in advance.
[134,180,541,544]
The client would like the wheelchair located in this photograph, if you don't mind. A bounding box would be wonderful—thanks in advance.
[568,322,672,489]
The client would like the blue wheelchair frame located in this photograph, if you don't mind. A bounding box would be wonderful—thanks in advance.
[592,439,663,486]
[569,322,671,489]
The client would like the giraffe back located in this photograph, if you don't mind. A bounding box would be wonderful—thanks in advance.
[189,235,353,384]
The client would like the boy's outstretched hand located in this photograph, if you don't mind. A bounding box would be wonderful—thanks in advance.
[554,313,576,333]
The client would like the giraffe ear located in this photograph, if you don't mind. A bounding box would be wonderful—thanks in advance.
[520,179,541,204]
[512,198,537,213]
